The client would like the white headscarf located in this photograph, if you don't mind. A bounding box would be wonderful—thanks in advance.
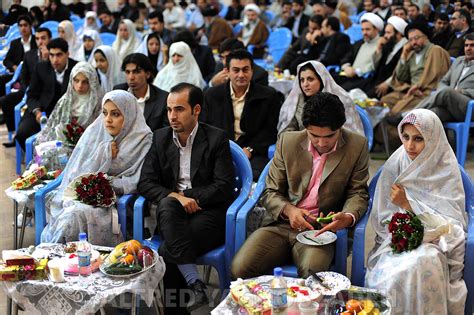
[137,33,165,72]
[76,29,103,63]
[370,109,466,246]
[83,11,99,32]
[41,90,153,245]
[35,62,103,145]
[277,60,364,135]
[112,19,140,61]
[58,20,81,60]
[92,45,125,93]
[153,41,206,92]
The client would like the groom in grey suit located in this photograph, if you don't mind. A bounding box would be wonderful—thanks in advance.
[417,34,474,122]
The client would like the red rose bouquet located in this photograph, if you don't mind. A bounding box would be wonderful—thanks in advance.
[73,172,116,207]
[384,211,424,254]
[63,118,85,146]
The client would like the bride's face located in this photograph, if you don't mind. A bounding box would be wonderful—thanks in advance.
[172,53,183,65]
[94,52,109,74]
[103,101,124,137]
[401,124,425,160]
[118,23,129,40]
[73,73,90,95]
[299,69,321,97]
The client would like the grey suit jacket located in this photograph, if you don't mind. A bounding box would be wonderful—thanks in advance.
[438,56,474,99]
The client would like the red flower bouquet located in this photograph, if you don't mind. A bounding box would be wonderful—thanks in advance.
[63,118,85,146]
[384,211,424,254]
[73,172,116,207]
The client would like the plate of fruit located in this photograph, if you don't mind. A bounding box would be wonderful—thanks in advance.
[100,240,157,277]
[328,288,391,315]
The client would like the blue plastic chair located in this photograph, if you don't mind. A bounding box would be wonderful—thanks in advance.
[251,27,292,66]
[219,4,228,18]
[5,62,22,95]
[345,24,363,44]
[132,141,253,292]
[70,14,81,22]
[72,19,84,32]
[356,105,374,151]
[235,160,349,277]
[99,32,116,46]
[233,22,243,36]
[326,65,341,73]
[444,100,474,166]
[351,166,474,315]
[40,21,59,35]
[263,10,275,23]
[34,173,136,245]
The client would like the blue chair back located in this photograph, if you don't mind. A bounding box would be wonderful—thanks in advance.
[72,19,84,32]
[352,166,474,315]
[70,15,81,22]
[267,27,292,64]
[444,100,474,166]
[219,4,228,18]
[40,21,59,34]
[345,24,362,44]
[100,32,116,46]
[233,22,243,35]
[5,61,22,95]
[264,10,275,23]
[356,105,374,151]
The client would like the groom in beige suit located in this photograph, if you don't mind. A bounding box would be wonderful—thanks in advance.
[231,92,369,279]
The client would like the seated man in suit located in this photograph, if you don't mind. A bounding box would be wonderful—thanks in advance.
[114,53,169,132]
[98,9,120,34]
[231,92,369,278]
[203,49,283,180]
[416,34,474,122]
[445,9,472,58]
[15,38,77,150]
[0,15,36,97]
[138,83,234,311]
[284,0,310,43]
[210,38,268,87]
[1,27,51,147]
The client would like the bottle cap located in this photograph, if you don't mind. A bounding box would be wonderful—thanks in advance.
[56,141,62,148]
[273,267,283,276]
[79,232,87,241]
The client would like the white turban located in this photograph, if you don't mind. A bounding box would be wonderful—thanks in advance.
[244,3,261,15]
[360,12,384,31]
[387,16,408,35]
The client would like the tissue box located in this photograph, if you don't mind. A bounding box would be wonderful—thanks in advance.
[0,259,48,281]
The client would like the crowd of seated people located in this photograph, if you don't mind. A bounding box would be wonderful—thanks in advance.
[0,0,473,314]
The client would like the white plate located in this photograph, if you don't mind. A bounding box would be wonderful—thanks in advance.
[305,271,351,296]
[296,230,337,246]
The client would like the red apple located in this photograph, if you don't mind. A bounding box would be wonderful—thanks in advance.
[137,247,154,267]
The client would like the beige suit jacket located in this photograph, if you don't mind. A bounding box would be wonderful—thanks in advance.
[261,129,369,226]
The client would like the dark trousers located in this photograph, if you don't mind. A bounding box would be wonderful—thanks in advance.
[0,74,13,97]
[0,90,24,131]
[156,197,226,314]
[250,155,269,182]
[16,111,40,150]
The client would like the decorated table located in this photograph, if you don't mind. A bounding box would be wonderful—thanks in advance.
[1,243,166,315]
[212,274,391,315]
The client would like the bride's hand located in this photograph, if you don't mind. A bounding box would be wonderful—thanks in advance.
[391,184,412,211]
[111,141,118,159]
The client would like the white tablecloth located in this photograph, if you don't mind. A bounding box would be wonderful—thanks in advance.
[269,79,294,96]
[2,244,166,315]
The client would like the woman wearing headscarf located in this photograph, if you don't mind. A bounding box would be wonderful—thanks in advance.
[58,20,82,60]
[77,11,100,36]
[93,45,125,93]
[41,90,153,246]
[35,62,103,147]
[278,60,364,135]
[112,19,141,61]
[76,29,103,62]
[137,32,167,76]
[365,109,467,314]
[153,41,206,92]
[45,0,70,22]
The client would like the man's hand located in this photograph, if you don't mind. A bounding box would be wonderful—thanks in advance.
[390,184,412,211]
[242,147,252,159]
[315,212,353,236]
[35,111,43,123]
[210,69,229,86]
[40,46,49,60]
[283,204,315,231]
[401,42,412,61]
[344,66,357,78]
[406,85,422,97]
[375,82,389,98]
[111,141,118,159]
[376,36,387,54]
[169,192,202,214]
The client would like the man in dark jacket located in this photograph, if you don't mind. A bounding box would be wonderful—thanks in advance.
[98,9,120,34]
[16,38,77,150]
[431,13,452,49]
[138,83,234,312]
[284,0,310,42]
[0,15,36,97]
[1,28,51,147]
[114,53,169,132]
[209,38,268,87]
[202,49,283,180]
[445,9,472,57]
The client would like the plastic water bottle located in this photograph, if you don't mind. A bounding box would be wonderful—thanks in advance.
[77,232,92,277]
[271,267,288,314]
[39,113,47,130]
[55,141,68,170]
[265,55,274,80]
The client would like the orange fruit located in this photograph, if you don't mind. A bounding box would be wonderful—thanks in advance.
[346,300,363,313]
[124,240,142,255]
[120,254,135,265]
